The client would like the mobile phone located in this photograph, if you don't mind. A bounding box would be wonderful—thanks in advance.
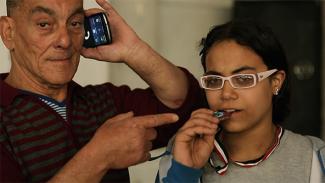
[83,12,112,48]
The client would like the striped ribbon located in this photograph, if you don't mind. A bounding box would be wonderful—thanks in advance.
[209,126,283,175]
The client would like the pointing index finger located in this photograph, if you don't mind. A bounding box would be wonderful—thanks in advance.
[133,113,179,128]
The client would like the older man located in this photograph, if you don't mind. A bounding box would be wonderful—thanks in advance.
[0,0,203,182]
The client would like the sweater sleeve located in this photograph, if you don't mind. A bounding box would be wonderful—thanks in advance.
[161,159,202,183]
[156,159,203,183]
[156,137,202,183]
[0,144,25,182]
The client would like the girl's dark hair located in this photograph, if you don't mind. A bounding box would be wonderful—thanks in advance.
[199,19,290,124]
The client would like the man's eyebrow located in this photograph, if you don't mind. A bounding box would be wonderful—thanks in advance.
[30,6,55,16]
[30,6,84,17]
[72,7,85,16]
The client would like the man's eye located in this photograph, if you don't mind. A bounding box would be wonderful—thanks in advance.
[38,22,50,28]
[71,21,83,27]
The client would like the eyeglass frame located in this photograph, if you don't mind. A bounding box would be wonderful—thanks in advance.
[200,69,278,90]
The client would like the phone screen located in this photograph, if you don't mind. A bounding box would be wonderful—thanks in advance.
[84,13,112,48]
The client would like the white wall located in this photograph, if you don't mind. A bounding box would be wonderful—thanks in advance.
[158,0,232,80]
[0,4,10,73]
[108,0,159,89]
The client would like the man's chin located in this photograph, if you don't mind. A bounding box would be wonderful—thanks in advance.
[47,83,68,89]
[44,77,73,89]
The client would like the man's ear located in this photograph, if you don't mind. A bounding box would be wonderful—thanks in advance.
[0,16,15,50]
[271,70,286,95]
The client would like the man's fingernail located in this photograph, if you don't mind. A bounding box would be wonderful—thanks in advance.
[172,114,179,121]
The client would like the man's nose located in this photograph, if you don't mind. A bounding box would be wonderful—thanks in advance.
[55,26,72,49]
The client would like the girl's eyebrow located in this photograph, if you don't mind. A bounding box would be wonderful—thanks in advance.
[205,66,257,76]
[204,70,220,76]
[232,66,256,74]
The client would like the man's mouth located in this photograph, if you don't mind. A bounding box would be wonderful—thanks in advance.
[51,60,69,63]
[48,57,72,62]
[48,53,73,62]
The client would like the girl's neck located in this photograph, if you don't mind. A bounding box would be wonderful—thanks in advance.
[221,123,277,163]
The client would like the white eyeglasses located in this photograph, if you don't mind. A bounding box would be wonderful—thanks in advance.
[200,69,278,90]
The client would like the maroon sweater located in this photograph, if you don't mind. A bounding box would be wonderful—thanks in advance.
[0,70,204,182]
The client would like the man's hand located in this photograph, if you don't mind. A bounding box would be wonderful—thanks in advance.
[81,0,142,63]
[82,0,189,109]
[173,109,219,169]
[49,112,179,183]
[89,111,179,170]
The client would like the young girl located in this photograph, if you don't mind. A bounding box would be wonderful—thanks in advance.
[157,20,325,183]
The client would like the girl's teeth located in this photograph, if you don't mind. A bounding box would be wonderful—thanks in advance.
[214,111,225,118]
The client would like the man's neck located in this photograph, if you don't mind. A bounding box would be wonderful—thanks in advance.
[5,72,68,102]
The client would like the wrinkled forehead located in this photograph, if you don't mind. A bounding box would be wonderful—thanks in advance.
[10,0,84,17]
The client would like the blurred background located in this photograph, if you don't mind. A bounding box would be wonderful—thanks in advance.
[1,0,324,182]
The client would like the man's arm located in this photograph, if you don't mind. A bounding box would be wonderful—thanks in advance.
[82,0,188,109]
[123,41,188,109]
[48,112,179,183]
[0,144,25,182]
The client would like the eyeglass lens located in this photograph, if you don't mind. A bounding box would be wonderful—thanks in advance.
[231,75,255,88]
[203,74,255,89]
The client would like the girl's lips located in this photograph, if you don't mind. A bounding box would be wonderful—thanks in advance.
[213,110,232,121]
[213,109,240,121]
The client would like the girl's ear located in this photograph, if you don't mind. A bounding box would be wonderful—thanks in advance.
[271,70,286,95]
[0,16,15,50]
